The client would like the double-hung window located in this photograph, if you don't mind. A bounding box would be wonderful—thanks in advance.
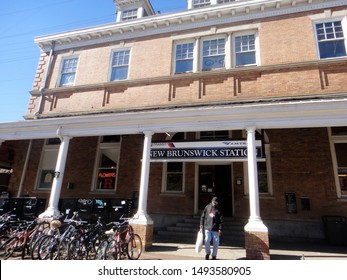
[175,42,194,73]
[202,38,225,71]
[315,20,346,59]
[234,34,256,67]
[193,0,211,8]
[122,9,138,21]
[111,50,130,81]
[59,57,78,86]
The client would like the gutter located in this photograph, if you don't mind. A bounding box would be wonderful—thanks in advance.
[34,41,55,119]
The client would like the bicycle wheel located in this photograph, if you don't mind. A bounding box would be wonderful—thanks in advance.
[38,235,58,260]
[68,238,87,260]
[30,234,47,260]
[0,236,20,260]
[105,240,119,260]
[94,239,108,260]
[57,238,70,260]
[126,234,142,260]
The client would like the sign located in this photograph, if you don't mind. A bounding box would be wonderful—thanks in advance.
[150,140,263,162]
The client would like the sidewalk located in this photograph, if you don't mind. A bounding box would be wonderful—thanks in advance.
[140,242,347,260]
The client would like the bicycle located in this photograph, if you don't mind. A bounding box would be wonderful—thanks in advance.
[98,218,142,260]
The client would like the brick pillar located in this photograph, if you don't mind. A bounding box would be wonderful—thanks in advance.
[131,222,154,251]
[244,222,270,260]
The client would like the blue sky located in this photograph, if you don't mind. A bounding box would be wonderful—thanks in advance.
[0,0,187,123]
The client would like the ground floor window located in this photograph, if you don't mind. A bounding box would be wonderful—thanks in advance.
[37,139,60,190]
[94,136,120,191]
[330,127,347,197]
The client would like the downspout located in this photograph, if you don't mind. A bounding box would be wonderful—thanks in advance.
[16,140,33,197]
[34,41,55,119]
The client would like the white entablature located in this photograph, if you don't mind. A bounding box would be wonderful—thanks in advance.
[35,0,344,52]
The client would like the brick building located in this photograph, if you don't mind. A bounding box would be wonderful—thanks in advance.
[1,0,347,259]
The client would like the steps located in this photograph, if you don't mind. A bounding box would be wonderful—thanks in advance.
[155,216,246,246]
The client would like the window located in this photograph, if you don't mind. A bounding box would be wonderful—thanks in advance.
[202,38,225,71]
[330,127,347,197]
[218,0,235,3]
[315,21,346,59]
[122,9,138,21]
[37,139,61,190]
[175,42,194,73]
[162,132,185,193]
[200,130,230,140]
[234,34,256,66]
[193,0,211,8]
[59,57,78,86]
[111,50,130,81]
[95,136,121,191]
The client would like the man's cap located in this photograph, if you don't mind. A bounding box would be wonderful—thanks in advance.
[212,196,219,204]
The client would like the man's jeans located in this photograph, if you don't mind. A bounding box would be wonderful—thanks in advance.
[204,230,219,257]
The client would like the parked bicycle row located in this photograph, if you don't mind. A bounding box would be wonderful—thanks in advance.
[0,211,142,260]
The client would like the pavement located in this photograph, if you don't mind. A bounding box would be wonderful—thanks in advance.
[140,241,347,260]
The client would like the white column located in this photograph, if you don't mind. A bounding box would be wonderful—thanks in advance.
[40,137,71,217]
[134,131,153,225]
[193,37,200,73]
[244,127,267,231]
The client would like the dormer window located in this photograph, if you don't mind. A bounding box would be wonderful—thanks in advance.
[193,0,211,8]
[122,8,138,21]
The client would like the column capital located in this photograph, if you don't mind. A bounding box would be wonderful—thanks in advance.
[142,131,154,136]
[246,126,257,132]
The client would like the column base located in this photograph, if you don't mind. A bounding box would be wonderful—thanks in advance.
[131,212,154,250]
[244,220,270,260]
[38,207,61,219]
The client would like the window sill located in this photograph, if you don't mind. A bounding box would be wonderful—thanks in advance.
[160,192,185,197]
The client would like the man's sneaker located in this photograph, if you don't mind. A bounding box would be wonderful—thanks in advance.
[205,254,210,260]
[212,256,216,260]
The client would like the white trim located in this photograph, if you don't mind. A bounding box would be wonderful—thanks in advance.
[56,55,80,88]
[35,1,347,52]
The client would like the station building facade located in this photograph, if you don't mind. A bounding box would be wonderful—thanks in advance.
[1,0,347,259]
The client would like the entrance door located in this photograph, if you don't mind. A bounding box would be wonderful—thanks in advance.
[198,165,232,216]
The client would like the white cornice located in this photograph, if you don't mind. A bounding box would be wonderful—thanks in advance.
[35,0,346,52]
[1,96,347,141]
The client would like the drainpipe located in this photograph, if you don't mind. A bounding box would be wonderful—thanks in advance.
[34,41,55,119]
[16,140,33,197]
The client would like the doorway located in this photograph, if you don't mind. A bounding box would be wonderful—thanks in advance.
[198,164,232,216]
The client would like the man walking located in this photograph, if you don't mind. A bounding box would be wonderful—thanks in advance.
[200,196,223,260]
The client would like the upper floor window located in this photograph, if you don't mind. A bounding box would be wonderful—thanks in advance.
[234,34,256,66]
[202,38,225,71]
[122,9,138,21]
[315,20,346,59]
[111,50,130,81]
[59,57,78,86]
[218,0,235,3]
[175,42,194,74]
[193,0,211,8]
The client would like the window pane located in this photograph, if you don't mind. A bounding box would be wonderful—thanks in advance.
[318,40,346,59]
[335,143,347,195]
[166,162,183,192]
[111,66,128,81]
[258,162,269,193]
[60,58,78,86]
[175,59,193,73]
[236,51,256,66]
[96,147,119,190]
[203,55,225,70]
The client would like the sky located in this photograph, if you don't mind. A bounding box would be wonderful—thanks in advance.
[0,0,187,123]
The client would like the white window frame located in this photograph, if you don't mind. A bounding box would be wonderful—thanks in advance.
[58,56,79,87]
[329,127,347,198]
[35,139,60,191]
[109,49,131,81]
[173,40,195,74]
[201,36,227,71]
[232,31,259,67]
[193,0,211,8]
[92,137,121,192]
[122,8,138,21]
[313,16,347,60]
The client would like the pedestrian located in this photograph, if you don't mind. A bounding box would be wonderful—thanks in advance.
[200,196,223,260]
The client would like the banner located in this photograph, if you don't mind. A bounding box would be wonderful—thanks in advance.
[150,141,263,162]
